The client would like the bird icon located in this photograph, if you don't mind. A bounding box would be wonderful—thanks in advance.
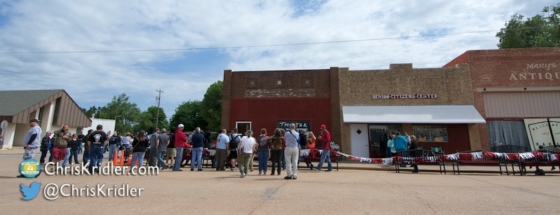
[20,181,41,201]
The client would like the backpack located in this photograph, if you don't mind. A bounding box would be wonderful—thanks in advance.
[229,134,240,149]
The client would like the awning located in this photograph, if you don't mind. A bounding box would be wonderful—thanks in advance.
[342,105,486,124]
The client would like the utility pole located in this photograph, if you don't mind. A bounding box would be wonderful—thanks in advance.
[155,89,164,131]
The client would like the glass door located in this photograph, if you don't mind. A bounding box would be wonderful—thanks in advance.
[236,121,251,136]
[368,124,402,158]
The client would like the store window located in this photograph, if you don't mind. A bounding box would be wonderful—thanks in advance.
[412,125,448,142]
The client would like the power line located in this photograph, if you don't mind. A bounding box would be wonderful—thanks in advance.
[0,27,537,54]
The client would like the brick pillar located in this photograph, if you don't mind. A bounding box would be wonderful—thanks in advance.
[221,70,232,130]
[330,67,343,149]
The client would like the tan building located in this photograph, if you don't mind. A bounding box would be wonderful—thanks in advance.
[337,64,484,157]
[0,89,91,149]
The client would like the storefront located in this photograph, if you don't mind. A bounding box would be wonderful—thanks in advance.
[336,64,485,157]
[444,48,560,151]
[221,68,339,139]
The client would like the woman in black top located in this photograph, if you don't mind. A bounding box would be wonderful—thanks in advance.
[69,134,79,164]
[130,131,149,168]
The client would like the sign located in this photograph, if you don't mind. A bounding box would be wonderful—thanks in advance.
[509,62,560,81]
[372,94,438,100]
[524,118,558,151]
[278,120,310,131]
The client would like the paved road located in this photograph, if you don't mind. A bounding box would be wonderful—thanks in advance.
[1,151,559,214]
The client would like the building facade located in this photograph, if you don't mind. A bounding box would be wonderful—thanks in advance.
[221,48,559,157]
[0,89,91,149]
[444,48,560,151]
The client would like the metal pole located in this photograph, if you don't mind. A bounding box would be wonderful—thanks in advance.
[155,89,164,130]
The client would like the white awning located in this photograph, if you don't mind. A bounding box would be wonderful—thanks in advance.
[342,105,486,124]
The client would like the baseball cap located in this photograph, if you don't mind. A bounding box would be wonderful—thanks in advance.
[178,124,184,128]
[162,128,167,132]
[29,118,39,123]
[320,124,326,129]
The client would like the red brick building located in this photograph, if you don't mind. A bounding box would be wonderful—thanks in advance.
[444,48,560,151]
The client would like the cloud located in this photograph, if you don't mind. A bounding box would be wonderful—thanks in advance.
[0,0,556,119]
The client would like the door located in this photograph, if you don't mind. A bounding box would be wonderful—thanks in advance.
[350,124,369,158]
[368,124,403,158]
[236,121,251,135]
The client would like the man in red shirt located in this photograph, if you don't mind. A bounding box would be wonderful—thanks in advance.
[315,124,332,172]
[173,124,187,171]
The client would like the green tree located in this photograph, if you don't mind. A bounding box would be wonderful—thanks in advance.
[496,4,560,48]
[200,81,223,131]
[170,101,207,131]
[99,93,141,133]
[133,106,169,133]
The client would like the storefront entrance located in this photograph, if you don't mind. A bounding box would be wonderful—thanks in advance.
[368,124,402,158]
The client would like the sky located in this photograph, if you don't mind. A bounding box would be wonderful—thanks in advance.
[0,0,557,120]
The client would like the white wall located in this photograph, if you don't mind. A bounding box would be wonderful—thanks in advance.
[81,118,115,134]
[1,123,16,149]
[350,124,370,158]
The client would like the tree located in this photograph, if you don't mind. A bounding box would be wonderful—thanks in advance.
[133,106,169,133]
[496,4,560,48]
[99,93,141,133]
[200,81,223,131]
[170,101,207,132]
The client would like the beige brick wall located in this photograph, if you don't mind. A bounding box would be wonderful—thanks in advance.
[337,63,478,153]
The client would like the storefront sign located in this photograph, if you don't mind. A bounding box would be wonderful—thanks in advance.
[510,63,560,81]
[524,118,559,151]
[278,120,310,131]
[372,94,438,100]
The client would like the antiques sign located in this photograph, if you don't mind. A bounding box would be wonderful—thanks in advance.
[510,63,560,81]
[373,94,438,100]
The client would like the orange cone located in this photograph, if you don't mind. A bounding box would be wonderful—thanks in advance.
[113,150,118,165]
[119,151,125,166]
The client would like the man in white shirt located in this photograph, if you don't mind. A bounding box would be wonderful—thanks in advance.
[237,130,256,178]
[284,123,299,180]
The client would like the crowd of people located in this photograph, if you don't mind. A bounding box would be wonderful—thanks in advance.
[16,119,335,180]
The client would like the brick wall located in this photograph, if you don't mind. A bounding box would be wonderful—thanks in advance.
[338,63,478,154]
[222,68,335,137]
[444,48,560,150]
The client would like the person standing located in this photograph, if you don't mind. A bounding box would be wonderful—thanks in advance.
[215,129,229,171]
[299,130,307,149]
[284,123,299,180]
[87,125,108,173]
[149,128,160,167]
[315,124,332,172]
[82,129,93,165]
[393,132,408,156]
[17,119,42,178]
[166,128,176,168]
[69,134,79,165]
[229,128,241,171]
[257,128,270,175]
[237,130,256,178]
[0,134,3,149]
[52,125,70,169]
[39,131,51,164]
[409,135,419,173]
[190,127,205,171]
[269,129,284,176]
[305,131,316,168]
[77,132,84,154]
[108,131,121,162]
[173,124,187,171]
[157,129,170,169]
[130,131,149,169]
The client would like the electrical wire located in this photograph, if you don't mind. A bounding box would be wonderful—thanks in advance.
[0,28,537,54]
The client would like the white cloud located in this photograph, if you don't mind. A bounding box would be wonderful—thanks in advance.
[0,0,556,119]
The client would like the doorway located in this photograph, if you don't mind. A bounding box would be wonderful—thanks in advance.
[368,124,403,158]
[236,121,251,135]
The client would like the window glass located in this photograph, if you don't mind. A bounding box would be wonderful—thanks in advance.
[412,125,448,142]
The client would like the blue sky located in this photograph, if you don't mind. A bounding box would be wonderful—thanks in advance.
[0,0,556,121]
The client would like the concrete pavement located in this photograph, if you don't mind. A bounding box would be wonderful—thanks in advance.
[1,149,560,214]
